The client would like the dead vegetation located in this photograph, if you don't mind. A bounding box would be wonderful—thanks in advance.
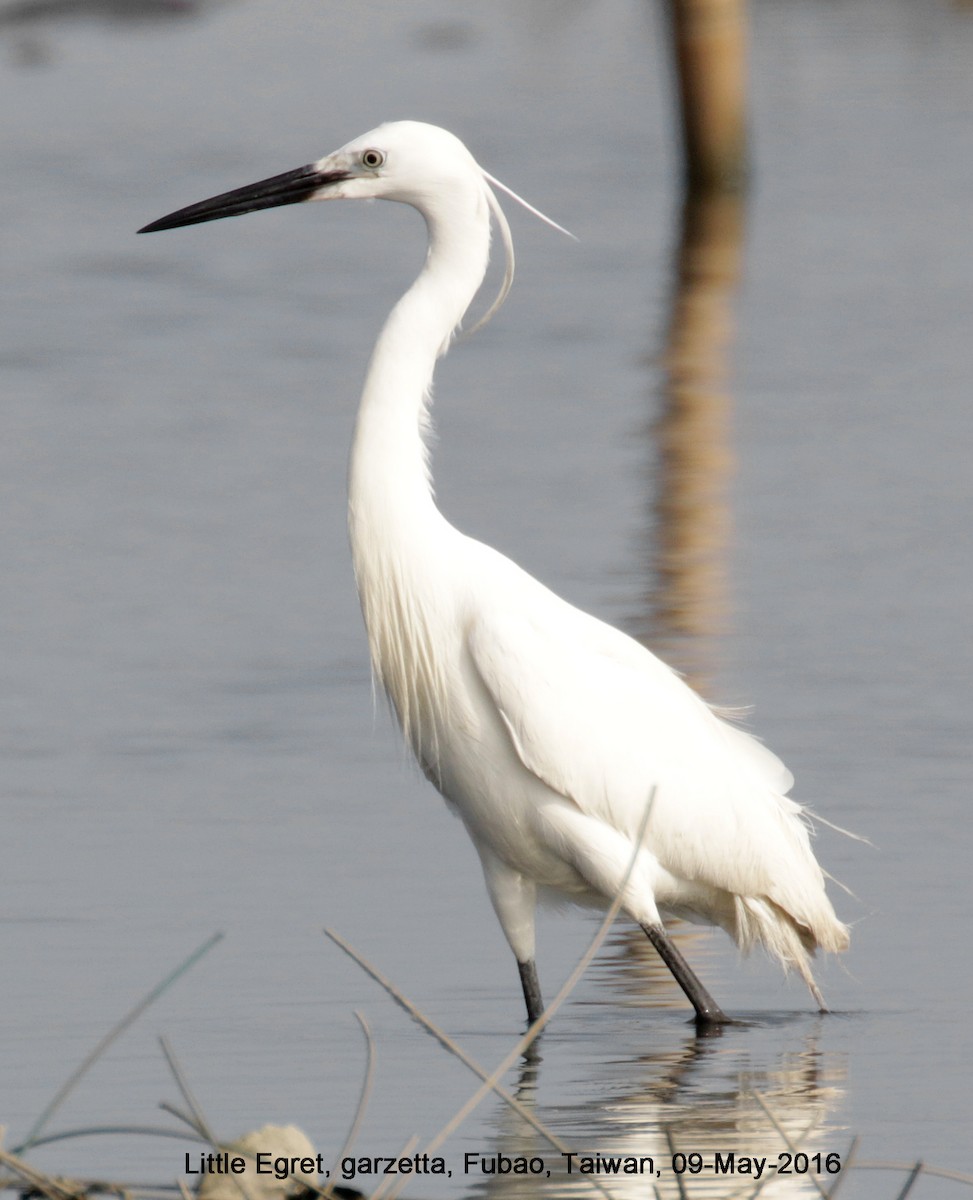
[3,921,971,1200]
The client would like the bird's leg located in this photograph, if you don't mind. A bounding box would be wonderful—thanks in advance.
[640,923,731,1025]
[477,851,543,1024]
[517,958,544,1025]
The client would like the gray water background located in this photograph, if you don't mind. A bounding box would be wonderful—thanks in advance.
[2,0,972,1194]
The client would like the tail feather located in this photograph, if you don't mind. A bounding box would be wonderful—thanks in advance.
[734,894,849,1009]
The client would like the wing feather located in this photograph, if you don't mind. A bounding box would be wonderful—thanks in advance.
[466,603,816,908]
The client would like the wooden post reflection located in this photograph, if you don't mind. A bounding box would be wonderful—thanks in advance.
[647,186,745,695]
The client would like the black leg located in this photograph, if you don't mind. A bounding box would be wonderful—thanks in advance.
[641,923,731,1025]
[517,958,544,1025]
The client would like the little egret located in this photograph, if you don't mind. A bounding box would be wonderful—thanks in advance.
[140,121,849,1025]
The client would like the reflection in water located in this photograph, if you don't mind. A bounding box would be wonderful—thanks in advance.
[469,1025,844,1199]
[641,187,746,696]
[594,924,725,1013]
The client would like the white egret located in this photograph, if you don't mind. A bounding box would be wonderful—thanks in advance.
[140,121,849,1025]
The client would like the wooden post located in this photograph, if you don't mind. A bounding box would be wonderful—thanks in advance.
[666,0,749,192]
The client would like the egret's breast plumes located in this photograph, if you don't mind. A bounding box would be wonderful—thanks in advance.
[354,546,453,769]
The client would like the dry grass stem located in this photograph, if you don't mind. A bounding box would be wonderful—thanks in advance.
[0,1147,85,1200]
[158,1040,220,1152]
[18,934,224,1156]
[325,1012,375,1189]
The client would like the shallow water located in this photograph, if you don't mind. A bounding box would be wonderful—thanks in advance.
[2,0,972,1195]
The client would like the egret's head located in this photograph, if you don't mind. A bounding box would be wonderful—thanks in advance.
[326,121,484,205]
[138,121,485,233]
[138,120,570,335]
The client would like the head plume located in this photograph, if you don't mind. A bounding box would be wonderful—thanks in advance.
[463,168,575,339]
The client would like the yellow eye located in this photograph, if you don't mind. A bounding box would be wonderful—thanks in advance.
[361,148,386,170]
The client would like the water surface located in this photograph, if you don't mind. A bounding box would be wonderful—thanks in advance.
[2,0,972,1195]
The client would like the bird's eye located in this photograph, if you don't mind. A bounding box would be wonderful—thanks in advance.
[361,148,386,170]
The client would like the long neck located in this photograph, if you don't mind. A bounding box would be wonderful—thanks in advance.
[347,184,492,750]
[348,189,492,539]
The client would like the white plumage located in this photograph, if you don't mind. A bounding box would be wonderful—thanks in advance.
[141,120,849,1024]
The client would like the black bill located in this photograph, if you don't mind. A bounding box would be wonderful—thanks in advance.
[138,164,352,233]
